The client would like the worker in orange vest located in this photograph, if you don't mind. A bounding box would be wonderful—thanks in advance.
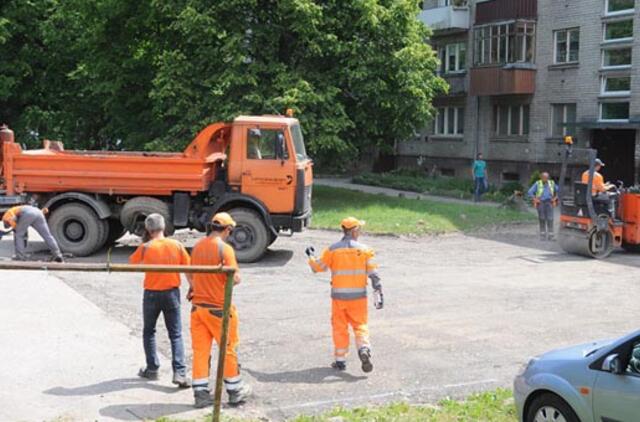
[581,158,616,215]
[307,217,383,373]
[189,212,251,408]
[2,205,63,262]
[129,213,191,388]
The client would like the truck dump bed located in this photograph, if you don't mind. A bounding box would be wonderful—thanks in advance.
[1,123,228,196]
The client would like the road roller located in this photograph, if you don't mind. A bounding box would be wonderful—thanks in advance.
[558,137,640,258]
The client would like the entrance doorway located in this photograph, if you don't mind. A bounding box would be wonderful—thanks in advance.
[591,129,636,186]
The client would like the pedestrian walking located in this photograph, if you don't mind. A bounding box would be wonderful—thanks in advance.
[189,212,251,408]
[527,172,558,241]
[1,205,63,261]
[472,153,488,202]
[306,217,383,373]
[129,213,191,388]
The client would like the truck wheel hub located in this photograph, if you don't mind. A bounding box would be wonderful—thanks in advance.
[64,220,85,242]
[231,226,253,250]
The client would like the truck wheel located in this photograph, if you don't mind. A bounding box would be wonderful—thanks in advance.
[49,203,108,256]
[227,208,269,263]
[120,197,174,237]
[105,219,127,246]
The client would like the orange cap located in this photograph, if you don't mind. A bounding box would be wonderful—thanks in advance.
[341,217,365,230]
[212,212,236,227]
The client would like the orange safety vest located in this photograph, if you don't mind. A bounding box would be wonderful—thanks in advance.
[309,237,378,300]
[1,206,21,229]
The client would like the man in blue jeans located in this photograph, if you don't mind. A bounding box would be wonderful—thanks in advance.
[472,153,487,202]
[129,214,192,388]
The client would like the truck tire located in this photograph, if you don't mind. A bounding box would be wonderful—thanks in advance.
[49,203,108,256]
[227,208,269,263]
[120,197,174,237]
[105,218,127,246]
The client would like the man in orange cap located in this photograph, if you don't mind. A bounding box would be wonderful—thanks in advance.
[307,217,383,373]
[189,212,251,408]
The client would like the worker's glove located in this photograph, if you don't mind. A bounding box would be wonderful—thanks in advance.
[0,229,12,240]
[186,287,194,302]
[373,288,384,310]
[305,246,316,258]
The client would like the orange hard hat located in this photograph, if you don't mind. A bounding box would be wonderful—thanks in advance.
[341,217,365,230]
[212,212,236,227]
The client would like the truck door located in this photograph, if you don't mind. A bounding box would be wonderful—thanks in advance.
[241,126,296,213]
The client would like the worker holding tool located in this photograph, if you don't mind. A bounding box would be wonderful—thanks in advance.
[129,213,191,388]
[1,205,63,262]
[189,212,251,409]
[306,217,383,373]
[527,172,558,241]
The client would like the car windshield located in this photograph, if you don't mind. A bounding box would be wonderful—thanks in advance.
[290,124,307,161]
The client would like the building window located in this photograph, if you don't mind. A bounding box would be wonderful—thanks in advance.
[440,43,466,73]
[604,19,634,41]
[601,75,631,95]
[603,47,632,68]
[606,0,635,15]
[493,104,530,136]
[474,21,535,65]
[440,0,468,6]
[554,28,579,63]
[551,104,577,137]
[600,102,630,121]
[434,107,465,136]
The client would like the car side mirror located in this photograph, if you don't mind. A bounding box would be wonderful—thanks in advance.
[602,354,623,374]
[275,134,286,162]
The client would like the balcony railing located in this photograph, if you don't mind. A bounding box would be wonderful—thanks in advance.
[470,65,536,96]
[419,5,470,32]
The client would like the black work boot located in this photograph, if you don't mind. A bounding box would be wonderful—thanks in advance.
[194,389,214,409]
[228,383,252,406]
[51,254,64,263]
[358,347,373,373]
[172,372,191,388]
[331,361,347,371]
[137,367,159,380]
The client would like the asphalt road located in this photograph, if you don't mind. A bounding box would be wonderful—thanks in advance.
[2,223,640,421]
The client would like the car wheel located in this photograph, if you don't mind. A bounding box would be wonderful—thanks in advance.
[526,393,580,422]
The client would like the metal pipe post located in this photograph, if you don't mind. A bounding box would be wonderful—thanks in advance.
[212,271,235,422]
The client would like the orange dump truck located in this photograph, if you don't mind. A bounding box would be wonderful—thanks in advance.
[0,116,313,262]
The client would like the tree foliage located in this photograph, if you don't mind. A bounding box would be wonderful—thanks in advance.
[0,0,445,163]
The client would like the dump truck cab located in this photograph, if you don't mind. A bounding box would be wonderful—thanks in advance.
[0,115,313,262]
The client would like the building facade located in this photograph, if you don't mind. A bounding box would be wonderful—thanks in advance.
[398,0,640,186]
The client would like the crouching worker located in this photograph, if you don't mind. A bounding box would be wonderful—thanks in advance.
[2,205,63,262]
[189,212,251,408]
[307,217,383,373]
[129,213,191,388]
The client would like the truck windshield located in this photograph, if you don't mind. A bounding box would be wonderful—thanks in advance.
[290,124,307,161]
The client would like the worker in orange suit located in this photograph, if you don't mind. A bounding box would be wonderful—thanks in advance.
[189,212,251,408]
[129,213,192,388]
[2,205,63,262]
[307,217,383,373]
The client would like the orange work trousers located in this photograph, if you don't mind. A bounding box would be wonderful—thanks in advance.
[191,304,240,382]
[332,298,370,361]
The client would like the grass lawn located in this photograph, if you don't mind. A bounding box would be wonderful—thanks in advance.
[157,389,516,422]
[311,186,533,235]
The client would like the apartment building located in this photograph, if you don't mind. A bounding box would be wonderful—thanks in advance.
[398,0,640,186]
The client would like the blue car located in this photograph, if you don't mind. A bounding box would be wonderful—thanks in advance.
[514,329,640,422]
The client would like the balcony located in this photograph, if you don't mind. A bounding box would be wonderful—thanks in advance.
[419,5,470,33]
[470,65,536,96]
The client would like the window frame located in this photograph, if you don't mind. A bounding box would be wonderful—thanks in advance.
[473,20,536,66]
[553,28,580,64]
[605,0,635,16]
[246,128,290,160]
[599,101,631,122]
[444,42,467,74]
[601,75,632,96]
[550,103,577,138]
[603,19,634,43]
[602,47,633,69]
[434,106,465,136]
[494,104,530,137]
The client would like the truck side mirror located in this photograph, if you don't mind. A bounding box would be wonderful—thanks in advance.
[275,133,286,161]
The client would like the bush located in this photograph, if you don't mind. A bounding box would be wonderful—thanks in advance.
[499,181,524,196]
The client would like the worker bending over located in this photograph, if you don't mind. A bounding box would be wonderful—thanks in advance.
[581,158,616,215]
[527,172,558,241]
[307,217,383,373]
[189,212,251,408]
[2,205,63,262]
[129,213,191,388]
